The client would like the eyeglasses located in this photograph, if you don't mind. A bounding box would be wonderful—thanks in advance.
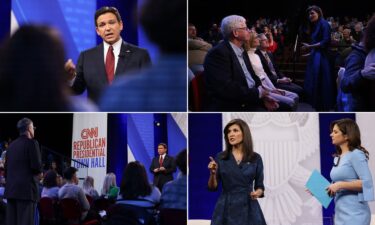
[333,156,340,167]
[236,27,250,32]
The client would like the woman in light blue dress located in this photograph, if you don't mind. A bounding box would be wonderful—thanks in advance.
[328,118,374,225]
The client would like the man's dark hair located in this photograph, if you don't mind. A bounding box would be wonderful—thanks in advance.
[95,6,122,27]
[140,0,186,53]
[63,167,78,180]
[17,117,33,135]
[176,149,187,175]
[43,170,58,188]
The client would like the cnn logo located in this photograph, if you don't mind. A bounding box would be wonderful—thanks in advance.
[81,127,98,139]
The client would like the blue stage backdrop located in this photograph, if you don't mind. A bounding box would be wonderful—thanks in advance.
[108,113,187,185]
[8,0,158,63]
[189,113,355,225]
[107,114,129,186]
[0,0,11,42]
[189,113,222,219]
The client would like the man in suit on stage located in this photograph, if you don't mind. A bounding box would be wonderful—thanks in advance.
[150,143,176,192]
[65,6,151,103]
[4,118,42,225]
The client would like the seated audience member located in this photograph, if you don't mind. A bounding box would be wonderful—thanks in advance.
[203,15,288,111]
[106,162,160,225]
[160,149,186,210]
[58,167,90,220]
[101,173,119,200]
[99,0,186,112]
[352,22,363,43]
[188,23,212,67]
[340,15,375,111]
[118,161,161,207]
[0,25,96,111]
[41,170,60,199]
[338,29,355,52]
[206,23,223,46]
[246,32,299,111]
[48,160,62,176]
[263,26,277,53]
[57,174,63,187]
[83,176,99,200]
[255,33,304,97]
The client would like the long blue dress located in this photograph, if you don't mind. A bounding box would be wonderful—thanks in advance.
[211,152,266,225]
[304,18,336,111]
[330,149,374,225]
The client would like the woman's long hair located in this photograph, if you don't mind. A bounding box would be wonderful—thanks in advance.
[305,5,324,35]
[244,31,258,51]
[101,173,117,195]
[43,170,58,188]
[83,176,95,193]
[330,118,369,159]
[120,161,152,199]
[221,119,256,162]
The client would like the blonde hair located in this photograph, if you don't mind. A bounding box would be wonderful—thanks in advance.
[101,173,117,195]
[244,31,258,51]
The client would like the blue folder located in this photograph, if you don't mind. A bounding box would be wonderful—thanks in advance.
[305,169,333,208]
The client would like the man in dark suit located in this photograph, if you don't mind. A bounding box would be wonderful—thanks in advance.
[256,33,304,97]
[203,15,288,111]
[149,143,176,192]
[65,6,151,103]
[4,118,42,225]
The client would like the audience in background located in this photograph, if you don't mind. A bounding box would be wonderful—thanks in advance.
[188,23,212,69]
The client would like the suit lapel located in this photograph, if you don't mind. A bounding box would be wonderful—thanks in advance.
[256,49,272,76]
[115,41,132,75]
[95,43,108,84]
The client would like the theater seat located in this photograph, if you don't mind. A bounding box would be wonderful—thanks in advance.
[59,198,99,225]
[159,208,186,225]
[39,197,58,225]
[190,71,206,111]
